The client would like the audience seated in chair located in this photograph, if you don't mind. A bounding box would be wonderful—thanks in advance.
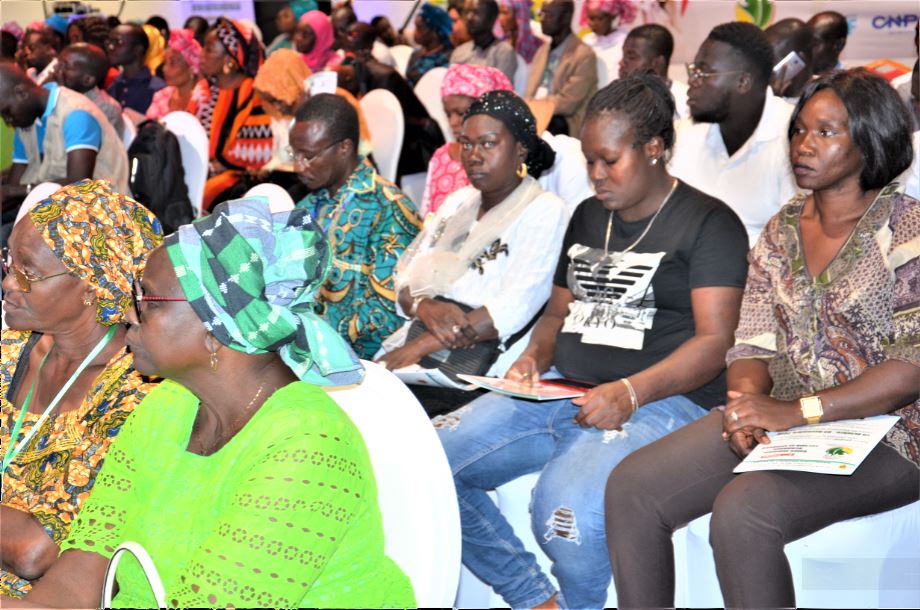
[294,9,342,73]
[434,75,749,609]
[378,90,569,417]
[105,23,165,115]
[53,43,125,137]
[580,0,637,88]
[525,0,598,136]
[2,198,414,609]
[17,26,60,86]
[344,22,445,182]
[196,18,272,211]
[331,4,396,67]
[618,24,689,119]
[145,29,208,119]
[0,63,129,246]
[265,0,316,56]
[0,180,161,599]
[669,22,797,246]
[292,94,422,360]
[406,3,454,88]
[605,69,920,610]
[450,0,517,83]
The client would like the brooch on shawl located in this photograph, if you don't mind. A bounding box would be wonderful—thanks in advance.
[470,239,509,274]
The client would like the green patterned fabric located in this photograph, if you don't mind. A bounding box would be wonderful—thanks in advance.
[164,197,364,386]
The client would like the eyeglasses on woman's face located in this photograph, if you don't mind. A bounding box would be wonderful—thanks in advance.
[1,247,72,293]
[131,280,187,322]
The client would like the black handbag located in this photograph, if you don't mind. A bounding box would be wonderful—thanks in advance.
[406,297,541,383]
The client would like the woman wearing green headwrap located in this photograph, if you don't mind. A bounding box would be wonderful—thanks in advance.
[4,197,415,609]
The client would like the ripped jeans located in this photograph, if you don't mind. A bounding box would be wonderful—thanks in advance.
[436,392,707,609]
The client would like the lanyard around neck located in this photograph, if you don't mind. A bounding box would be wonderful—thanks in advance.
[1,326,117,477]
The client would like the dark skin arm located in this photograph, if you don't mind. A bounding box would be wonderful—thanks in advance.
[0,163,29,202]
[723,357,774,456]
[572,286,744,430]
[0,507,59,580]
[504,285,573,382]
[0,549,109,608]
[65,149,97,184]
[723,358,920,455]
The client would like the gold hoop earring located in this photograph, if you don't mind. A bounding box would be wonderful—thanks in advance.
[83,295,93,306]
[209,350,219,372]
[516,162,528,178]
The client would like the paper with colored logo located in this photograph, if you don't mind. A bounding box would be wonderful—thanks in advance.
[733,415,899,475]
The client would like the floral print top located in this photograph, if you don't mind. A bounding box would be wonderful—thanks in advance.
[727,185,920,468]
[0,330,154,598]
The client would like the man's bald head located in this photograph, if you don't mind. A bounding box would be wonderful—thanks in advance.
[807,11,848,74]
[60,43,110,90]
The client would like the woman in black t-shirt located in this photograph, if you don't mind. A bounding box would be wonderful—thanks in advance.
[435,74,750,610]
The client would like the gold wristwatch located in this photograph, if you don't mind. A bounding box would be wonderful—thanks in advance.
[799,395,824,425]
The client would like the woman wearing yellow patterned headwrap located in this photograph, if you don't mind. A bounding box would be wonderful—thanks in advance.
[0,180,162,599]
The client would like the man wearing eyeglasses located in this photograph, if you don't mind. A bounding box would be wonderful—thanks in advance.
[289,93,422,360]
[668,21,797,248]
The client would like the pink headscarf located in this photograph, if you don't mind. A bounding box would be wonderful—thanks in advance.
[441,64,513,99]
[578,0,638,28]
[299,10,340,72]
[168,28,201,74]
[2,21,23,41]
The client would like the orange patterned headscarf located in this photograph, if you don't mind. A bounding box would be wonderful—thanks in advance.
[28,180,164,325]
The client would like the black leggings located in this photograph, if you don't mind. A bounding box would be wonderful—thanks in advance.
[604,410,920,609]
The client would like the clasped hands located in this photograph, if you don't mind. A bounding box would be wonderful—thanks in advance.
[722,391,803,458]
[415,299,479,349]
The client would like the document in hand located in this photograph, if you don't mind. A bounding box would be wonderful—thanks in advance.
[457,375,588,401]
[733,416,899,475]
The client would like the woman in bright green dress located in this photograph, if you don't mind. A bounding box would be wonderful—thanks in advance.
[5,197,416,609]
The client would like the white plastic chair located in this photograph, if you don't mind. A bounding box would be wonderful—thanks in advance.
[414,66,452,143]
[243,183,295,213]
[359,89,404,183]
[325,361,462,608]
[390,44,415,78]
[14,182,62,224]
[596,54,610,90]
[122,115,137,150]
[161,111,209,217]
[513,52,529,96]
[683,499,920,608]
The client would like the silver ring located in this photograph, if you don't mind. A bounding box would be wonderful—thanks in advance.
[451,324,462,333]
[731,411,739,422]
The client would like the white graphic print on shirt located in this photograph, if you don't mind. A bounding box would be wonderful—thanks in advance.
[562,245,665,349]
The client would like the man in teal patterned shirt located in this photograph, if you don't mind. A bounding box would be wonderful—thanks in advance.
[292,94,422,358]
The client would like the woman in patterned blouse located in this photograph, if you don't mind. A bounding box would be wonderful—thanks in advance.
[605,68,920,609]
[1,180,161,599]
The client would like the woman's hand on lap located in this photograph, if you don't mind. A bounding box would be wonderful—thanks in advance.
[505,355,539,386]
[416,299,477,348]
[723,391,802,438]
[571,381,634,430]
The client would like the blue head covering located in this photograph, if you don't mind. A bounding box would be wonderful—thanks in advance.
[45,13,69,35]
[289,0,318,21]
[419,3,453,48]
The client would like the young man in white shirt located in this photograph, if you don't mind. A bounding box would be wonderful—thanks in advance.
[669,21,797,247]
[618,24,689,119]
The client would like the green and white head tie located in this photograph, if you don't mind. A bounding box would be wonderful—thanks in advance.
[164,197,364,386]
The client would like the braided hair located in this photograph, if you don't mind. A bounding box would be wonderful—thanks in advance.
[585,72,676,152]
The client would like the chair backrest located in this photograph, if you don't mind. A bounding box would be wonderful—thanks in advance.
[359,89,404,183]
[390,44,415,78]
[161,111,209,217]
[325,361,461,608]
[513,52,529,96]
[414,66,452,143]
[596,54,610,90]
[243,183,295,213]
[15,182,62,224]
[122,115,137,150]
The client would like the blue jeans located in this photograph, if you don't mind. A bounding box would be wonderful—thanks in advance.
[436,392,708,609]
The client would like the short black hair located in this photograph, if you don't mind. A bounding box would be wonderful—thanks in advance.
[65,42,110,87]
[790,68,913,191]
[585,71,676,151]
[122,23,150,54]
[295,93,360,149]
[626,24,674,64]
[809,11,848,43]
[482,0,500,21]
[25,26,62,51]
[707,22,774,86]
[1,31,16,61]
[146,16,170,32]
[71,15,111,48]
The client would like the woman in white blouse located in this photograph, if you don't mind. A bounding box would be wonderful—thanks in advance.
[376,90,568,416]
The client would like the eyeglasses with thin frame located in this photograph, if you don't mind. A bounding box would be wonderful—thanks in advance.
[685,63,746,83]
[132,280,187,322]
[286,140,341,168]
[1,247,72,293]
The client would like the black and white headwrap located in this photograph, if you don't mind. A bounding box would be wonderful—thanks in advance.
[464,90,557,178]
[214,17,264,78]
